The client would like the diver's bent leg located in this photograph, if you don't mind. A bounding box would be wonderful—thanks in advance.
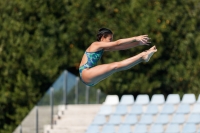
[82,53,143,84]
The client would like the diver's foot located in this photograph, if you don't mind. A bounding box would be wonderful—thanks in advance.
[149,45,156,50]
[142,46,157,62]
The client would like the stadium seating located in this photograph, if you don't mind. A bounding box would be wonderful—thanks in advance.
[123,114,137,125]
[192,104,200,113]
[135,94,149,105]
[154,114,169,124]
[176,104,190,114]
[160,104,175,114]
[113,105,128,115]
[103,95,119,105]
[145,104,159,114]
[98,105,113,116]
[107,115,121,125]
[150,94,165,105]
[86,94,200,133]
[149,124,164,133]
[119,95,134,105]
[182,123,196,133]
[187,113,200,123]
[171,114,185,124]
[117,124,132,133]
[129,104,143,115]
[165,124,180,133]
[139,114,153,124]
[181,94,196,104]
[133,124,147,133]
[166,94,180,104]
[101,125,115,133]
[92,115,106,125]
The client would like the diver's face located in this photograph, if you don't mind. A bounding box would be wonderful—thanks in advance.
[101,34,113,42]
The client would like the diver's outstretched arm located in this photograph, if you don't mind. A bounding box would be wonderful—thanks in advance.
[105,35,151,51]
[93,35,150,51]
[104,41,150,51]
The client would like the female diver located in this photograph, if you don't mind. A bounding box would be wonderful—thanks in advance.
[79,28,157,86]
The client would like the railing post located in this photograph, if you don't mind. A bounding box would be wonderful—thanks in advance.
[63,71,68,105]
[36,106,38,133]
[50,87,54,129]
[75,77,79,104]
[85,86,89,104]
[20,124,22,133]
[96,89,101,104]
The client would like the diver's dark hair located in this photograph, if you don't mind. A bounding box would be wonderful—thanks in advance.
[96,28,113,41]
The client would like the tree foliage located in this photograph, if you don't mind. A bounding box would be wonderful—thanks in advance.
[0,0,200,132]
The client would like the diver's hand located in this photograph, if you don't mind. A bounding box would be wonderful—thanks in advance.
[134,35,151,45]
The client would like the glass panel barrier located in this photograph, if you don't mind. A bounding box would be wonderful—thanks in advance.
[13,70,107,133]
[66,72,77,104]
[37,89,51,133]
[77,79,107,104]
[52,71,65,105]
[51,71,65,127]
[13,106,37,133]
[99,90,107,104]
[77,79,87,104]
[36,71,66,133]
[88,86,98,104]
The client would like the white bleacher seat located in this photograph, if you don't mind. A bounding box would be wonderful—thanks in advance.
[160,104,175,114]
[150,94,165,104]
[145,104,159,115]
[87,93,200,133]
[119,95,134,105]
[107,115,121,125]
[166,94,180,104]
[187,113,200,123]
[86,125,99,133]
[129,104,143,115]
[171,114,185,124]
[135,94,149,105]
[149,124,164,133]
[101,125,115,133]
[155,114,169,124]
[113,105,127,115]
[123,114,137,125]
[98,105,112,115]
[191,103,200,113]
[139,114,153,124]
[103,95,119,105]
[117,124,132,133]
[133,124,147,133]
[176,104,190,114]
[181,94,196,104]
[92,115,106,125]
[182,123,196,133]
[165,124,180,133]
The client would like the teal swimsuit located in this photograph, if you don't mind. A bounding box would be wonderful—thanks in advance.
[79,50,104,86]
